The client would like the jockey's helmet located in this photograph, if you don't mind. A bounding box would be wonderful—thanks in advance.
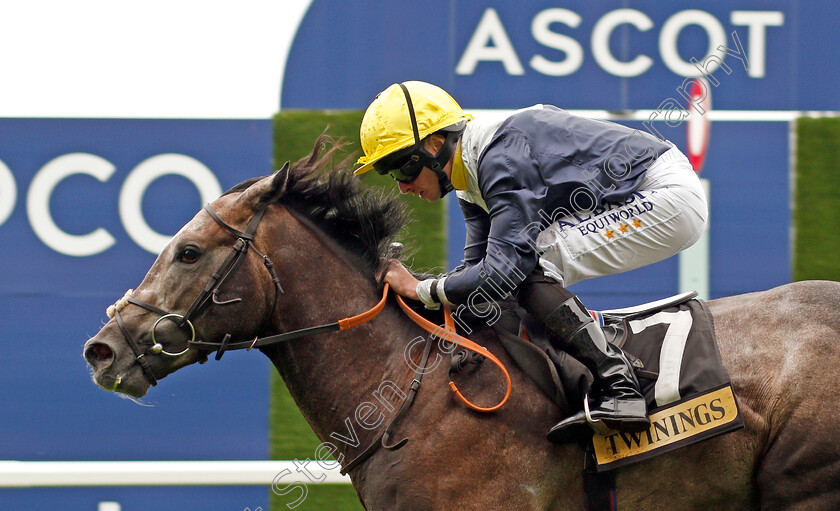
[355,81,469,196]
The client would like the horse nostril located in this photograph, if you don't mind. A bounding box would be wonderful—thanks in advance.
[85,342,114,365]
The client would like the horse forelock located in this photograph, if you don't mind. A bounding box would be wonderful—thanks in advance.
[224,135,409,278]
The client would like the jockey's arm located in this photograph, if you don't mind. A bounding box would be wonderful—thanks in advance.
[449,199,491,274]
[424,130,543,307]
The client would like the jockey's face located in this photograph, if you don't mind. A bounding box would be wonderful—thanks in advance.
[397,167,443,201]
[396,134,452,202]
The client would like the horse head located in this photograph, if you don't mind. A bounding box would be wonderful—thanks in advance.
[83,165,293,397]
[84,136,407,400]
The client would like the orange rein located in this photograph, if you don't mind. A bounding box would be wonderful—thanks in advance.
[341,284,511,413]
[337,283,392,330]
[395,295,511,412]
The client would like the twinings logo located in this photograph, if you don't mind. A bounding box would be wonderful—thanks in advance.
[593,385,742,469]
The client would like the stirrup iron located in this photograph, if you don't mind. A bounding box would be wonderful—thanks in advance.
[583,393,613,436]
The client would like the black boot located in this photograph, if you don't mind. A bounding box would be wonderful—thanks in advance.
[543,296,649,443]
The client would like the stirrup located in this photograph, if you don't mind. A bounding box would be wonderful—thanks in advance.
[546,394,611,444]
[583,393,613,436]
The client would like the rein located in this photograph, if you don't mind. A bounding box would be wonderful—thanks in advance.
[186,280,389,357]
[108,201,512,474]
[191,282,511,412]
[396,299,512,413]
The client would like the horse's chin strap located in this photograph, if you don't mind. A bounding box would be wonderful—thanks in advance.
[113,308,158,387]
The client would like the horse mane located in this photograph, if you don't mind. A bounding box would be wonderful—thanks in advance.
[224,135,409,277]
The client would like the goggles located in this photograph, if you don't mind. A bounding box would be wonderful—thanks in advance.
[374,149,426,184]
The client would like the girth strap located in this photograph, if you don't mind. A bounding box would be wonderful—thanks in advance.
[584,444,617,510]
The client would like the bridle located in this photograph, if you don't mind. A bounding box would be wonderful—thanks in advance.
[108,199,512,474]
[111,202,284,386]
[110,201,393,386]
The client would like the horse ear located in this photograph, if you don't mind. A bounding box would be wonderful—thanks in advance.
[264,161,292,203]
[240,162,291,211]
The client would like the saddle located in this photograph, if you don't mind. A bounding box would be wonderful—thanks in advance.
[451,291,744,470]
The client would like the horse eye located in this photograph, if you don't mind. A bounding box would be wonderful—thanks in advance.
[179,248,200,264]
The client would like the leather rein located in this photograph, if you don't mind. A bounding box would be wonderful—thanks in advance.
[109,202,511,473]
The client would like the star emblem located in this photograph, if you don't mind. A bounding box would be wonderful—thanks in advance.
[632,218,642,228]
[619,224,629,233]
[604,229,615,239]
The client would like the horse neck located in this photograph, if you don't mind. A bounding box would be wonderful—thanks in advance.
[261,208,422,448]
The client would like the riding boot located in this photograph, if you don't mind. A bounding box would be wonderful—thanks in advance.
[517,271,648,443]
[543,295,650,443]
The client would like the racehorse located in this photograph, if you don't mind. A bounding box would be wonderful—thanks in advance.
[84,137,840,510]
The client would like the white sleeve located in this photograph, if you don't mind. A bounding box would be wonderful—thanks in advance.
[415,279,440,310]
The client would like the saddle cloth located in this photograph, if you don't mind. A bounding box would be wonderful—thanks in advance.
[488,292,745,471]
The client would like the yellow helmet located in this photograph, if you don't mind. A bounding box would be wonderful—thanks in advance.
[355,81,470,175]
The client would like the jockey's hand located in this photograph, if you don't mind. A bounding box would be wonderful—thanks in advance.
[384,261,420,301]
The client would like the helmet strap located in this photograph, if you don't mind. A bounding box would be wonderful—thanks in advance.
[433,164,455,197]
[417,132,458,197]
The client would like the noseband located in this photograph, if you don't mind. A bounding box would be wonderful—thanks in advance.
[111,203,284,386]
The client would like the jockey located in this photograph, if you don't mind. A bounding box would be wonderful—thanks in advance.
[355,81,708,442]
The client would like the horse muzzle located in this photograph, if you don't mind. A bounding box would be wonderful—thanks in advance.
[83,335,152,398]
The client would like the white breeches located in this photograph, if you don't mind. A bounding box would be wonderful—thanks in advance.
[536,146,708,287]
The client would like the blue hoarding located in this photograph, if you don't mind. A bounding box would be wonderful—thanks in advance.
[0,119,273,510]
[282,1,838,111]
